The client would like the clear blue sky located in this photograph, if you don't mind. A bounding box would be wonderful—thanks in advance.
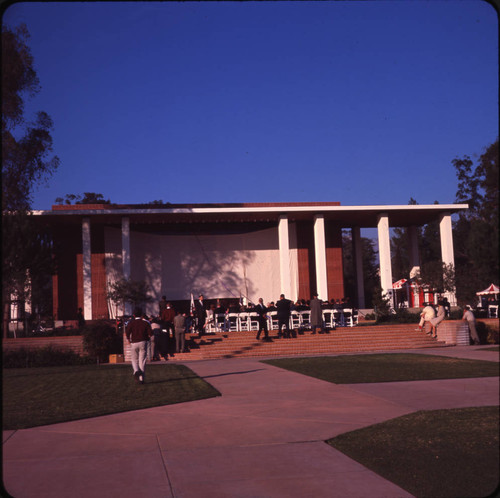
[3,0,498,210]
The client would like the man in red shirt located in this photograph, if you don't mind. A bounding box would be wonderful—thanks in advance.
[126,307,152,384]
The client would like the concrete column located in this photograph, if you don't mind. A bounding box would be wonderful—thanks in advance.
[278,215,292,298]
[121,217,131,315]
[82,217,92,320]
[352,227,365,308]
[313,214,328,301]
[439,213,457,305]
[122,217,131,279]
[408,225,420,279]
[377,214,394,307]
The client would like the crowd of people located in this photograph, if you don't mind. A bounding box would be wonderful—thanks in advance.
[125,293,490,385]
[417,297,481,345]
[124,293,357,384]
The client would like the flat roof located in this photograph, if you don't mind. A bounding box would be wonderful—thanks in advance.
[32,202,469,228]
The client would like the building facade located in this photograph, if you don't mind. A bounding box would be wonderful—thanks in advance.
[33,202,468,320]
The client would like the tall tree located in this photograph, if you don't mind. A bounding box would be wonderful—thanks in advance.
[342,231,379,308]
[452,139,499,304]
[2,24,59,335]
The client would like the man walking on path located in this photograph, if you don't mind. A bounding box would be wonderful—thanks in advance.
[125,307,152,384]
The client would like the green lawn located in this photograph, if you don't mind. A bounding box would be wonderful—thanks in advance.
[3,363,220,430]
[264,353,499,497]
[263,353,500,383]
[328,406,499,498]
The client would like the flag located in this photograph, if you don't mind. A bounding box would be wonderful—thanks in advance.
[190,293,195,314]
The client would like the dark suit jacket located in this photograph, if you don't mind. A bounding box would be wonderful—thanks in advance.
[255,303,268,324]
[276,299,292,319]
[195,300,206,321]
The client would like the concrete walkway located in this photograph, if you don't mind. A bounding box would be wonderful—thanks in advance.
[3,346,499,498]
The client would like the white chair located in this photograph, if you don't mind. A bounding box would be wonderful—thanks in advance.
[215,313,226,332]
[248,312,259,331]
[343,308,353,327]
[332,310,341,327]
[268,311,278,330]
[204,311,217,333]
[239,313,250,331]
[488,305,498,318]
[322,310,333,329]
[227,313,239,332]
[300,311,311,330]
[290,311,301,329]
[352,309,359,326]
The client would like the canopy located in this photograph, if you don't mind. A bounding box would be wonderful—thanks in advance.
[476,284,500,296]
[392,279,408,289]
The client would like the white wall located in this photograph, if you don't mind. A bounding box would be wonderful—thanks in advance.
[105,226,297,316]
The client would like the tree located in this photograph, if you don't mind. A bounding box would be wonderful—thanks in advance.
[452,139,499,304]
[55,192,110,205]
[107,278,153,316]
[342,231,379,308]
[2,24,59,211]
[2,24,59,336]
[82,320,122,364]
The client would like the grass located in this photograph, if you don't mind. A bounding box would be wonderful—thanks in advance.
[265,354,499,497]
[263,353,500,384]
[328,406,499,498]
[2,363,220,430]
[481,346,500,352]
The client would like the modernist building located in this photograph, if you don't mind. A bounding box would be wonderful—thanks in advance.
[33,201,468,321]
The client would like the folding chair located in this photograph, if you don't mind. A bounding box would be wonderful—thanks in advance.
[343,308,353,327]
[290,311,301,330]
[215,313,226,332]
[300,311,311,330]
[239,313,250,331]
[268,311,278,331]
[322,310,333,329]
[227,313,239,332]
[248,312,260,331]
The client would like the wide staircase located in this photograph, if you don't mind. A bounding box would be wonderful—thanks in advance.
[168,323,448,361]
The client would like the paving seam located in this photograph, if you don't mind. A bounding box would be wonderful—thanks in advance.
[156,434,175,497]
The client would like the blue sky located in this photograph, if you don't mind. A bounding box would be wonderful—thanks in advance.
[3,0,498,210]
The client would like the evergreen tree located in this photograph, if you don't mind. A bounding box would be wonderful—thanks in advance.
[2,24,59,336]
[452,139,499,304]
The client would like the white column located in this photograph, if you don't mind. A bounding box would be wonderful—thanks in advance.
[313,214,328,301]
[121,217,131,315]
[122,217,131,280]
[82,217,92,320]
[278,215,292,298]
[439,213,457,305]
[408,225,420,279]
[377,214,394,307]
[352,227,365,308]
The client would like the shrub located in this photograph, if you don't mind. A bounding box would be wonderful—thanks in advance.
[30,327,84,337]
[3,346,94,368]
[82,320,122,362]
[376,310,420,324]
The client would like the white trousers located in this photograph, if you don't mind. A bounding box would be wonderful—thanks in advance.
[130,341,148,375]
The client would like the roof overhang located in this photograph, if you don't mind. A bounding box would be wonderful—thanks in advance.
[31,202,469,228]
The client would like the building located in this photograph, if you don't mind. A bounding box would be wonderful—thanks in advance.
[32,201,468,321]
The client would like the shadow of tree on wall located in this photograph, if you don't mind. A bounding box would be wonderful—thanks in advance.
[129,230,259,311]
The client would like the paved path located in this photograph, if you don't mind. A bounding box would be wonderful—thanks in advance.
[3,346,499,498]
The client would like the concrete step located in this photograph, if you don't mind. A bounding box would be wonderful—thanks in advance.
[167,325,448,361]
